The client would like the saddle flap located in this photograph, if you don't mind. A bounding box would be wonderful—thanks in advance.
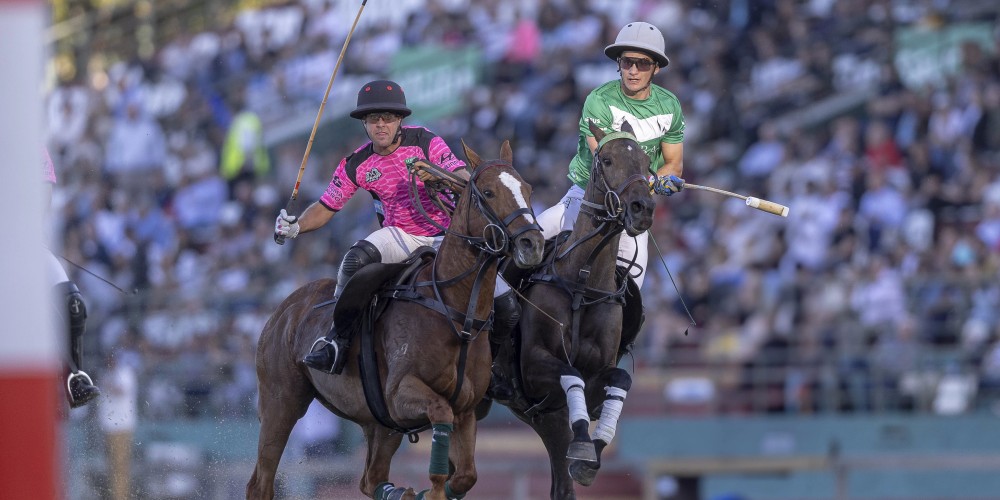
[333,246,437,329]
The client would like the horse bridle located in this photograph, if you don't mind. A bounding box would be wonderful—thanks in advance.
[535,132,649,368]
[554,131,649,264]
[398,159,541,404]
[585,131,651,224]
[410,159,541,256]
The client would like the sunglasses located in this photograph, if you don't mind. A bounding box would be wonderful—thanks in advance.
[618,56,656,72]
[364,112,401,124]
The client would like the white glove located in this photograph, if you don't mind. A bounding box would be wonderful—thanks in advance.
[275,209,300,239]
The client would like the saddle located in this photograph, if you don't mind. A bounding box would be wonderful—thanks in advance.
[331,246,437,437]
[333,246,438,333]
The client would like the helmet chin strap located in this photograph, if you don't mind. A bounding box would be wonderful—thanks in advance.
[392,122,404,144]
[618,70,651,96]
[362,120,404,153]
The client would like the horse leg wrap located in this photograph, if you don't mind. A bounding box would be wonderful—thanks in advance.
[376,482,410,500]
[374,482,395,500]
[560,375,589,425]
[429,423,453,476]
[593,386,627,445]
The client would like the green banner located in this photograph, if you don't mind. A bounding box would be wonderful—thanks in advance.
[894,22,994,90]
[389,45,482,121]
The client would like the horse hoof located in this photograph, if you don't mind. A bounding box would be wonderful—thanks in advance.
[566,440,597,462]
[569,459,600,486]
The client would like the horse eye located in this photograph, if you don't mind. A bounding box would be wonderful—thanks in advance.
[483,189,495,198]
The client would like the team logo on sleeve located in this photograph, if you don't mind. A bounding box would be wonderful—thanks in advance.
[365,166,382,183]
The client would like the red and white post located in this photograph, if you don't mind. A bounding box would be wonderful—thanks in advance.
[0,0,61,498]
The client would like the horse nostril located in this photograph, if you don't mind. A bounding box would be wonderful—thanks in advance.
[632,199,654,216]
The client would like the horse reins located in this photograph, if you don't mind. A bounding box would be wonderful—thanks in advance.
[393,159,541,404]
[530,132,647,364]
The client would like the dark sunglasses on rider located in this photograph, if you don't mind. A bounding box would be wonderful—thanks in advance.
[618,56,656,72]
[364,112,401,124]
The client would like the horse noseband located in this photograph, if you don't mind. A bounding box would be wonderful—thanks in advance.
[469,161,541,255]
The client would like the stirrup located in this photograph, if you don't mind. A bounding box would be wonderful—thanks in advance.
[487,365,514,402]
[67,370,100,408]
[305,337,340,374]
[66,370,94,394]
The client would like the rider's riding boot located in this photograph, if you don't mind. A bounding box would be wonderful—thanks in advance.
[67,371,101,408]
[303,323,352,374]
[61,281,100,408]
[302,241,381,374]
[486,290,520,402]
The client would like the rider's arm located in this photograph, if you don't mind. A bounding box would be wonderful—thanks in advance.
[657,141,683,178]
[295,201,337,235]
[410,159,469,190]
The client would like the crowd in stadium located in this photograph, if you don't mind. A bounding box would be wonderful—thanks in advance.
[48,0,1000,422]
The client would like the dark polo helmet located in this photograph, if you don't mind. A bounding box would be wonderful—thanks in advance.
[350,79,412,119]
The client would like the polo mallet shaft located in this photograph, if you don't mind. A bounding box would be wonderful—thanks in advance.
[275,0,368,245]
[685,183,789,217]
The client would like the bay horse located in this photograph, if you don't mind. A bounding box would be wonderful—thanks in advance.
[247,141,545,500]
[496,121,655,499]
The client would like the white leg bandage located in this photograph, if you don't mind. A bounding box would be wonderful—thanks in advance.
[592,386,627,444]
[560,375,589,424]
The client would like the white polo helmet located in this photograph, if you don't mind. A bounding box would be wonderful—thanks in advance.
[604,22,670,68]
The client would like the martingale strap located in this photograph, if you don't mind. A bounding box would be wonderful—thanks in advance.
[383,288,493,333]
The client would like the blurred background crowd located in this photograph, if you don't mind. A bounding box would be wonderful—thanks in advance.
[46,0,1000,434]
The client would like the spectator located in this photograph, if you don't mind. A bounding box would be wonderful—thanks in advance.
[219,88,271,190]
[104,100,167,186]
[98,352,139,500]
[40,0,1000,422]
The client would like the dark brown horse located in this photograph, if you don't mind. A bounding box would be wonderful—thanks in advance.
[247,141,545,500]
[496,121,655,499]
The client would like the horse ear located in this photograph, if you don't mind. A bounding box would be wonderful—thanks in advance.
[500,140,513,163]
[588,119,605,144]
[620,120,635,136]
[461,139,481,171]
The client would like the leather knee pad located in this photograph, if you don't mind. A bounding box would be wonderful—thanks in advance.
[56,281,87,339]
[336,240,382,296]
[491,290,521,343]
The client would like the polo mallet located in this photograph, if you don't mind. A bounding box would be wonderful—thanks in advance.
[275,0,368,245]
[685,183,789,217]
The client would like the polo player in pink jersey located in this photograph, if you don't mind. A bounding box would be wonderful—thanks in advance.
[44,148,101,407]
[275,80,522,381]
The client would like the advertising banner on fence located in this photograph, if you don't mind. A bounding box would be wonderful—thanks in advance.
[894,22,995,90]
[390,45,481,122]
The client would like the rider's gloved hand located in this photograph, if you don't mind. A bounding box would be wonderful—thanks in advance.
[274,209,300,239]
[648,174,685,196]
[406,157,436,183]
